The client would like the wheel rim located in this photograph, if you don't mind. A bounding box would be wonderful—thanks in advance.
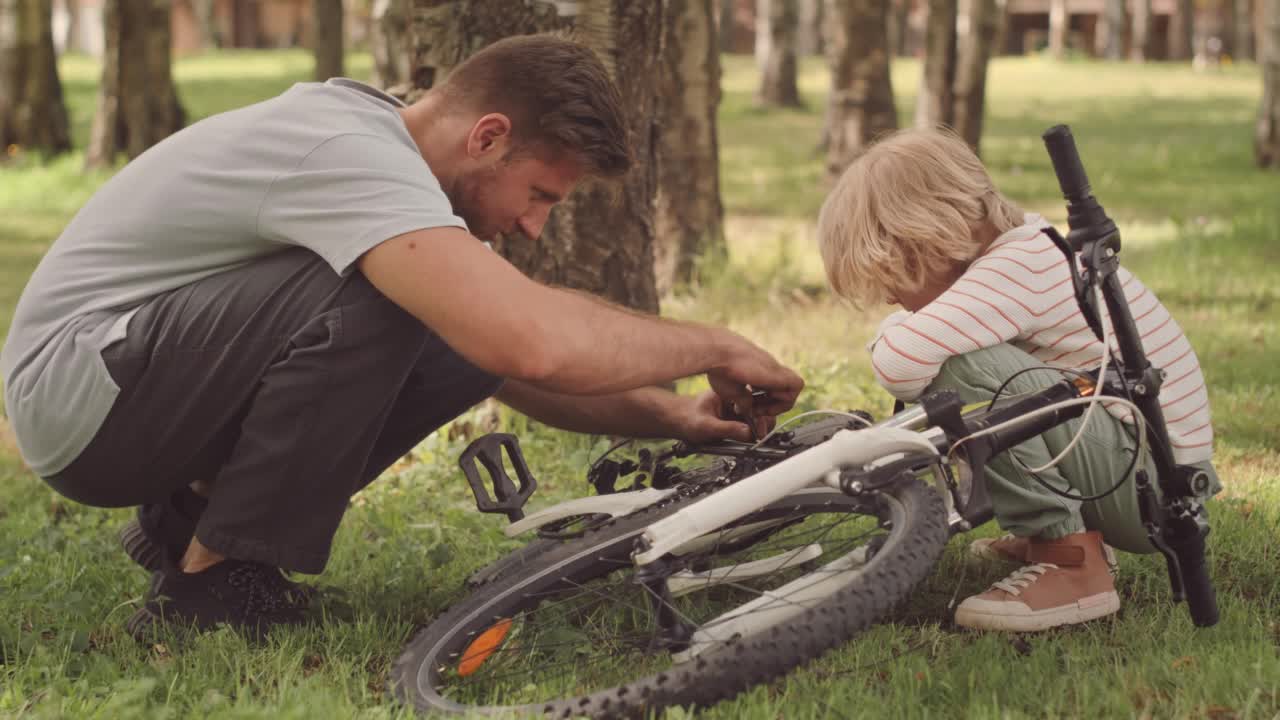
[412,490,907,713]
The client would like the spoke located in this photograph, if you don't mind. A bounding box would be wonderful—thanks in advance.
[637,581,722,645]
[558,575,656,619]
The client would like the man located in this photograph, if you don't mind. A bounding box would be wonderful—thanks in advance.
[0,35,803,637]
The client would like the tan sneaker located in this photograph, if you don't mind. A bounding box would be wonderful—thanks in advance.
[968,534,1031,565]
[955,531,1120,632]
[969,533,1119,573]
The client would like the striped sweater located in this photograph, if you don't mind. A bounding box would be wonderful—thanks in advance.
[869,214,1213,464]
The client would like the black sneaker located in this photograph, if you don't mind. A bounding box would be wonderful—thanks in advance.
[119,488,208,572]
[119,492,318,602]
[126,559,313,641]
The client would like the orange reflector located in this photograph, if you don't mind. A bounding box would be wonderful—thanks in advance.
[458,618,513,677]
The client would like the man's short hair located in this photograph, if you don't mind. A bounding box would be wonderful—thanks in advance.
[436,33,632,178]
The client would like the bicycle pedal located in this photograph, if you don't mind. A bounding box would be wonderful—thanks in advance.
[459,433,537,522]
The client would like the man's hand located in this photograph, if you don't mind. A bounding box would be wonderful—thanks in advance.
[706,335,803,432]
[674,390,776,444]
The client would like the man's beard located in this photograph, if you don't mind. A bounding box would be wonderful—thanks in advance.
[448,166,502,242]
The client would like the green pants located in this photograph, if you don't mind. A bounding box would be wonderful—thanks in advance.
[927,344,1219,555]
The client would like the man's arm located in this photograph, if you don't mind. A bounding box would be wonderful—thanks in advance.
[358,227,802,411]
[496,381,759,443]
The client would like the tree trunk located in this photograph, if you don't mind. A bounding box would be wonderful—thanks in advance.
[887,0,910,56]
[797,0,823,55]
[718,0,736,52]
[1048,0,1068,59]
[824,0,897,180]
[1095,0,1125,59]
[0,0,72,155]
[371,0,410,89]
[410,0,663,313]
[655,0,725,293]
[1131,0,1154,61]
[1257,0,1279,167]
[1168,0,1193,60]
[914,0,957,129]
[192,0,221,48]
[85,0,184,168]
[62,0,80,51]
[314,0,344,79]
[952,0,998,153]
[757,0,803,106]
[1234,0,1255,61]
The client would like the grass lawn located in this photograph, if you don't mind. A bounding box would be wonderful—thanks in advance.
[1,51,1278,718]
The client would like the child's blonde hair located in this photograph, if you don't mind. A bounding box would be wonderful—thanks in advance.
[817,128,1024,308]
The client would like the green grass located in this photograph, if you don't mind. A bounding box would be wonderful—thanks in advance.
[2,50,1279,718]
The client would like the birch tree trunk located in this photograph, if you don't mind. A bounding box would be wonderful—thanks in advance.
[1168,0,1193,60]
[410,0,663,312]
[1234,0,1255,61]
[824,0,897,180]
[314,0,344,79]
[85,0,184,168]
[1048,0,1068,59]
[1131,0,1155,61]
[952,0,999,153]
[371,0,410,88]
[655,0,725,292]
[0,0,72,155]
[914,0,957,129]
[1256,0,1279,167]
[757,0,803,106]
[797,0,824,56]
[192,0,221,48]
[62,0,80,51]
[1095,0,1125,59]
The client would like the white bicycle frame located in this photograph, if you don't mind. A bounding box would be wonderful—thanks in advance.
[631,426,941,564]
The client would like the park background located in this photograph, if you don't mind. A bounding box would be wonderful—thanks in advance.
[2,0,1280,717]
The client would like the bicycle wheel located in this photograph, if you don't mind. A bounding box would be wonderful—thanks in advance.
[391,474,949,718]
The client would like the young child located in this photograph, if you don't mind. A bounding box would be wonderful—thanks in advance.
[816,128,1220,632]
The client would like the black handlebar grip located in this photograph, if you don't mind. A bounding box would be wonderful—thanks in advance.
[1042,125,1092,203]
[1170,531,1220,627]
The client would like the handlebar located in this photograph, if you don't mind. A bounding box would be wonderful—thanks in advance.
[1042,125,1093,203]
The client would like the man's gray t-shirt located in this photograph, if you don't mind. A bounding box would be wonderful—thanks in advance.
[0,79,467,478]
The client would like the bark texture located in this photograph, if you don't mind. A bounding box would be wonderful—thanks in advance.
[371,0,410,88]
[914,0,956,129]
[410,0,663,312]
[824,0,897,180]
[1257,0,1280,168]
[85,0,184,168]
[952,0,998,153]
[655,0,725,292]
[756,0,803,106]
[313,0,344,79]
[1095,0,1125,59]
[0,0,71,155]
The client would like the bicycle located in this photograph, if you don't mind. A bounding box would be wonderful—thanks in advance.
[389,126,1220,718]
